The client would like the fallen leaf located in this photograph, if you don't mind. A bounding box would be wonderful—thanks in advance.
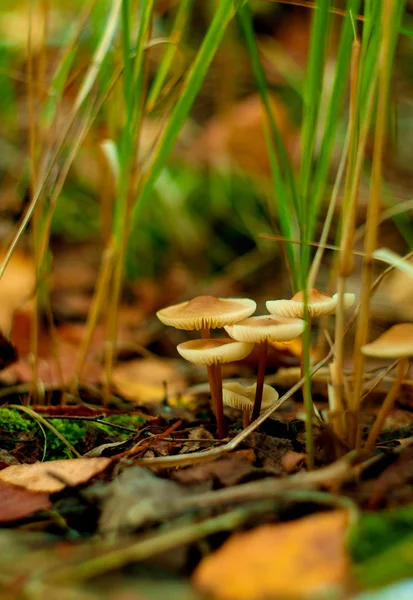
[193,511,350,600]
[0,457,112,493]
[281,451,307,474]
[172,450,256,486]
[112,357,191,405]
[246,432,294,473]
[0,480,51,522]
[179,425,215,454]
[89,466,190,534]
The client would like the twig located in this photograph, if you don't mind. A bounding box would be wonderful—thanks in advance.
[45,506,264,583]
[158,451,361,517]
[113,419,182,460]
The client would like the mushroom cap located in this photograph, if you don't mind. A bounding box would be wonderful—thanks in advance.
[266,289,355,318]
[222,381,279,412]
[177,338,254,366]
[225,315,306,343]
[361,323,413,359]
[156,295,256,330]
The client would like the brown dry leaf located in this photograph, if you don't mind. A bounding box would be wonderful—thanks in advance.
[281,451,307,474]
[193,511,350,600]
[92,466,191,534]
[0,250,35,336]
[0,457,112,493]
[112,357,192,405]
[173,449,256,486]
[0,480,51,522]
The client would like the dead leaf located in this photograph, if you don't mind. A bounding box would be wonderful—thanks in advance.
[172,450,256,487]
[0,480,51,522]
[0,457,112,493]
[246,432,294,473]
[90,466,190,534]
[193,511,350,600]
[281,451,307,474]
[111,357,191,405]
[179,425,215,454]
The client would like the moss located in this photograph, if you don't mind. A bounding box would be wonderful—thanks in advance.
[0,408,146,460]
[349,504,413,590]
[0,408,32,433]
[45,419,89,460]
[98,413,145,434]
[348,504,413,563]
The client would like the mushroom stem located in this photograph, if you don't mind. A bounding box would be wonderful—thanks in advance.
[243,410,250,429]
[364,358,408,452]
[201,327,226,438]
[251,340,268,422]
[212,363,226,438]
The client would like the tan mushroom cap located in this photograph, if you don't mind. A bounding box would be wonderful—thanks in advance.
[222,382,279,412]
[361,323,413,359]
[266,288,355,318]
[177,338,254,366]
[225,315,306,343]
[156,295,256,331]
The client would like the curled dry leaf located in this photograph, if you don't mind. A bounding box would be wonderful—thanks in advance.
[0,457,112,493]
[193,511,350,600]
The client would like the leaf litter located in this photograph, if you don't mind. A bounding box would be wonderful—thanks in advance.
[2,320,413,600]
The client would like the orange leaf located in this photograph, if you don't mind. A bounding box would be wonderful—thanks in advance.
[0,457,112,493]
[193,511,350,600]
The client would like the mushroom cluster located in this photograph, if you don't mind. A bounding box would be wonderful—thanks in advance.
[157,289,355,438]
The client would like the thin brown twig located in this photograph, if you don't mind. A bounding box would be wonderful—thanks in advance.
[113,419,182,460]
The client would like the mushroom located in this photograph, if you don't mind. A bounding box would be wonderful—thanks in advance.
[157,295,256,437]
[266,289,355,465]
[266,288,355,322]
[361,323,413,452]
[177,339,254,436]
[156,296,256,331]
[225,316,306,422]
[222,381,279,428]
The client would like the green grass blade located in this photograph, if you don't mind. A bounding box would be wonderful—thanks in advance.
[309,0,362,240]
[237,2,299,217]
[130,0,240,228]
[74,0,121,113]
[147,0,193,112]
[299,0,331,218]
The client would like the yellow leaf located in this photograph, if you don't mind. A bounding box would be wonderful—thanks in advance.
[112,357,193,406]
[193,511,350,600]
